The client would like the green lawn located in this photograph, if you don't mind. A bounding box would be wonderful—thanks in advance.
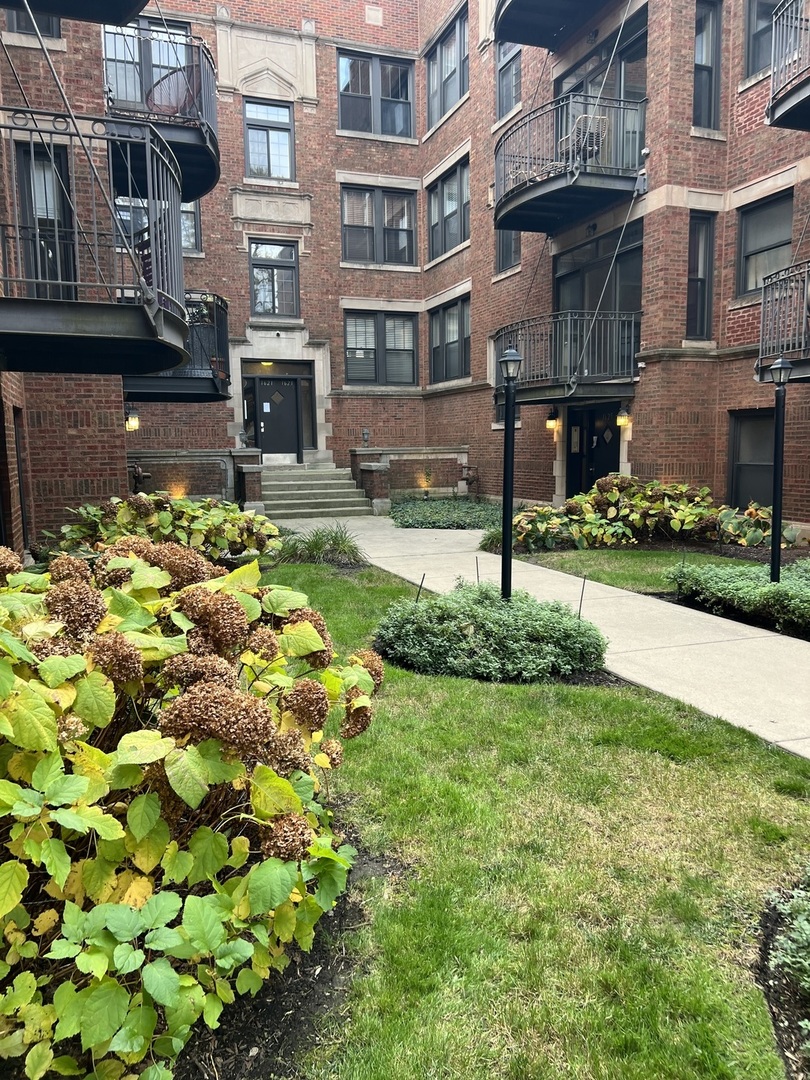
[520,546,739,594]
[263,564,810,1079]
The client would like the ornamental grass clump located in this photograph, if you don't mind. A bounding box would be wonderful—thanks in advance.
[0,542,383,1079]
[375,581,606,682]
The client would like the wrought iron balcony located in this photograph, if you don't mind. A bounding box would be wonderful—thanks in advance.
[124,290,230,401]
[768,0,810,130]
[757,261,810,380]
[494,310,640,403]
[104,26,220,200]
[0,108,188,376]
[494,0,604,50]
[4,0,147,23]
[494,94,646,234]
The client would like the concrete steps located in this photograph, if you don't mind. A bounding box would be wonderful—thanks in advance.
[261,466,373,520]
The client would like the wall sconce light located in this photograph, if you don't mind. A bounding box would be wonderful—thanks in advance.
[585,222,598,237]
[124,407,140,433]
[616,406,631,428]
[586,28,599,42]
[361,428,370,447]
[546,406,559,431]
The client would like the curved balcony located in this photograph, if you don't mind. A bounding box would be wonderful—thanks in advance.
[768,0,810,129]
[0,109,187,376]
[494,94,646,234]
[124,290,230,401]
[104,27,220,201]
[494,0,604,50]
[493,310,640,404]
[757,260,810,381]
[3,0,147,23]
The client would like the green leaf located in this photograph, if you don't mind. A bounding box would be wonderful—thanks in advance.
[143,926,184,951]
[8,571,51,593]
[75,948,108,980]
[116,730,175,765]
[122,632,187,662]
[141,1066,173,1080]
[160,841,194,885]
[0,860,28,919]
[80,977,130,1051]
[141,958,181,1007]
[40,838,71,889]
[0,658,16,701]
[213,938,253,971]
[216,560,261,591]
[37,655,87,689]
[32,753,63,792]
[127,793,161,841]
[1,971,37,1014]
[45,774,90,807]
[310,859,349,911]
[227,835,251,869]
[53,983,85,1041]
[73,672,116,729]
[51,1057,82,1076]
[164,746,209,809]
[248,858,298,915]
[261,586,308,616]
[81,857,117,902]
[169,610,195,632]
[203,992,223,1029]
[236,967,263,996]
[51,804,124,840]
[234,591,262,622]
[251,765,302,820]
[183,895,226,954]
[130,819,170,874]
[0,630,37,664]
[103,588,155,631]
[0,593,44,616]
[196,739,245,785]
[7,687,58,751]
[112,943,145,975]
[273,900,296,942]
[105,906,145,942]
[24,1040,53,1080]
[141,890,182,929]
[108,1002,157,1056]
[130,562,172,593]
[279,621,325,657]
[187,827,229,886]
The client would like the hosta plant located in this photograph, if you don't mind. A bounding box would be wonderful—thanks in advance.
[0,541,382,1079]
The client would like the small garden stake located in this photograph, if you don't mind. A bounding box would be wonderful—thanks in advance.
[415,572,426,603]
[579,575,587,619]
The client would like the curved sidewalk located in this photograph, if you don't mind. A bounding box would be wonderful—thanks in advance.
[274,516,810,758]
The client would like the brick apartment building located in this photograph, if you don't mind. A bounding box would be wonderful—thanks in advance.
[0,0,809,549]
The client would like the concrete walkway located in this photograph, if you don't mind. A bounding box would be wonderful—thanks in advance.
[273,516,810,758]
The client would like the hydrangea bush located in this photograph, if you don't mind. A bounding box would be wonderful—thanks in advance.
[0,540,382,1079]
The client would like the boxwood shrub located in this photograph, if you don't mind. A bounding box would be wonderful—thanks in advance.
[374,581,606,682]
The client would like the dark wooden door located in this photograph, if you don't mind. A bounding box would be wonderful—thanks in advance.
[256,377,299,456]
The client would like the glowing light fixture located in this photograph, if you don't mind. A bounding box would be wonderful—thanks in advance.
[546,406,559,431]
[124,407,140,432]
[616,406,631,428]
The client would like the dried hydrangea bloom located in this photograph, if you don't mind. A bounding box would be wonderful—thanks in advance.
[265,728,312,778]
[162,653,237,689]
[186,626,219,656]
[49,554,92,585]
[283,608,335,669]
[45,580,107,640]
[126,494,156,518]
[57,713,88,745]
[30,635,83,660]
[178,587,249,653]
[94,535,155,589]
[282,678,329,732]
[151,494,172,512]
[259,812,313,862]
[97,499,119,521]
[348,648,384,693]
[0,545,22,584]
[246,626,280,663]
[340,685,372,740]
[151,543,214,589]
[160,680,276,756]
[88,632,143,686]
[320,738,344,768]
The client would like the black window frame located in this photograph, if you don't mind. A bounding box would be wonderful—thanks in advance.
[341,186,417,265]
[737,191,793,296]
[746,0,777,77]
[181,200,202,253]
[249,239,299,318]
[337,52,414,138]
[344,311,418,385]
[428,159,470,261]
[429,295,471,383]
[426,9,469,128]
[693,0,721,129]
[496,41,522,120]
[496,229,521,273]
[686,212,714,339]
[244,99,295,182]
[6,9,60,36]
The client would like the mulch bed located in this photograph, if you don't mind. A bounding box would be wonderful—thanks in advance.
[757,896,810,1080]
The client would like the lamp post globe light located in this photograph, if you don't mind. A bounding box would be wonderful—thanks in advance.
[498,347,523,600]
[769,357,793,584]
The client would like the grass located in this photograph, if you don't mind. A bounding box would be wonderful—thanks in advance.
[519,547,740,594]
[261,563,810,1079]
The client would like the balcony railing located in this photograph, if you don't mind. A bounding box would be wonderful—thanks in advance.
[771,0,810,110]
[184,290,230,385]
[758,260,810,375]
[104,27,218,139]
[0,109,184,321]
[494,311,641,388]
[494,93,646,206]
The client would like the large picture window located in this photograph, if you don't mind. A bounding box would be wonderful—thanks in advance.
[430,296,470,382]
[738,193,792,295]
[244,101,294,181]
[338,54,413,137]
[428,160,470,261]
[249,240,298,316]
[345,312,417,384]
[426,9,469,128]
[342,188,416,265]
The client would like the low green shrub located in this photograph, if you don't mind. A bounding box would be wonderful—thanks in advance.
[37,494,281,565]
[668,558,810,636]
[275,523,367,567]
[0,539,381,1078]
[770,872,810,1050]
[390,497,502,530]
[374,581,606,682]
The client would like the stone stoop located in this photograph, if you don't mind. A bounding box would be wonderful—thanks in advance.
[260,466,373,520]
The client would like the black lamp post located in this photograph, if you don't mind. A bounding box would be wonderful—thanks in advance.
[769,356,793,584]
[499,346,523,599]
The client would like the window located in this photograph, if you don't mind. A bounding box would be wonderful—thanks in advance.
[738,192,793,295]
[104,19,191,110]
[181,201,201,252]
[497,41,521,119]
[426,9,469,128]
[345,312,417,384]
[338,54,413,137]
[341,188,415,265]
[686,213,714,338]
[747,0,777,76]
[694,0,720,128]
[244,101,294,181]
[6,9,60,35]
[249,240,298,316]
[497,229,521,273]
[428,160,470,260]
[430,296,470,382]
